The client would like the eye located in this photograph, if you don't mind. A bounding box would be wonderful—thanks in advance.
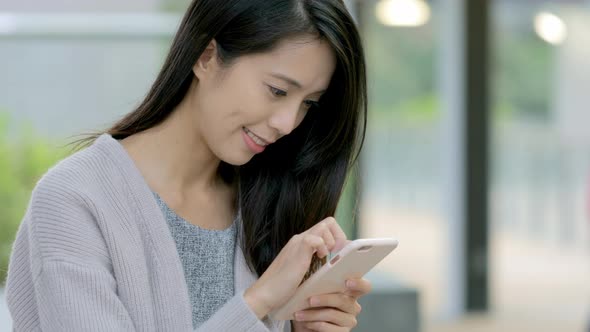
[303,100,320,110]
[268,85,287,97]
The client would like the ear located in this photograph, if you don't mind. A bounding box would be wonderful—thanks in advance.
[193,39,219,80]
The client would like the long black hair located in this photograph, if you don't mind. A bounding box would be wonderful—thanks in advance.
[69,0,367,277]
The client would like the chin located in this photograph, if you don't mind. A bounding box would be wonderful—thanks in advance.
[219,151,255,166]
[222,159,251,167]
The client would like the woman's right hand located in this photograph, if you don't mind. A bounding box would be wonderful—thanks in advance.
[243,217,349,319]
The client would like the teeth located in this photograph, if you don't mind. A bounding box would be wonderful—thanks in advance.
[245,128,267,146]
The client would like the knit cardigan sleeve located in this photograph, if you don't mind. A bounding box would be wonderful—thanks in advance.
[194,289,276,331]
[6,178,137,331]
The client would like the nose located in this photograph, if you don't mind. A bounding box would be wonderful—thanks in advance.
[267,102,303,137]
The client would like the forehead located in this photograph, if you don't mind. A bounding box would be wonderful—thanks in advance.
[238,36,337,91]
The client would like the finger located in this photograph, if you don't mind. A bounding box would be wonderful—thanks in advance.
[301,234,329,258]
[304,321,346,332]
[308,220,337,253]
[343,289,365,298]
[344,278,372,298]
[319,217,349,252]
[291,320,319,332]
[308,294,360,316]
[295,308,357,328]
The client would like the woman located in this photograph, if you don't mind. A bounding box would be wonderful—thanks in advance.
[5,0,371,331]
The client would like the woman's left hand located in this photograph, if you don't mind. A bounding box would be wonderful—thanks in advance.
[291,277,372,331]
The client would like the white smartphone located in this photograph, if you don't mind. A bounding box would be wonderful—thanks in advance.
[268,237,399,321]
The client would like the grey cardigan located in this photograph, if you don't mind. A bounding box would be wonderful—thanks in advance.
[5,133,288,332]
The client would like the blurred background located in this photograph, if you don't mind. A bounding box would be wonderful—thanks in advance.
[0,0,588,331]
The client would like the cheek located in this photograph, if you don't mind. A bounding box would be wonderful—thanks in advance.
[236,97,272,126]
[193,95,230,142]
[199,76,271,136]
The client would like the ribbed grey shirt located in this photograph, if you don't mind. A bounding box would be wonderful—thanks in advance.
[151,191,236,329]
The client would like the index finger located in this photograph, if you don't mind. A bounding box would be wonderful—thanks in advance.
[320,217,349,253]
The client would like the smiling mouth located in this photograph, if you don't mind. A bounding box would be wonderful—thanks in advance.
[243,127,270,146]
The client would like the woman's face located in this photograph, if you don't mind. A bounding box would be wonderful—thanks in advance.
[191,36,336,165]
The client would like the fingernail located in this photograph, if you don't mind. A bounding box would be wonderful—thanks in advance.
[346,280,356,288]
[309,297,319,306]
[295,312,304,321]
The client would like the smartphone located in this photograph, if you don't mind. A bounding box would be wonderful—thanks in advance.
[268,237,399,321]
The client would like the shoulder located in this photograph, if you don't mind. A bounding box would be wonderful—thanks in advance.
[25,145,125,270]
[31,143,103,212]
[27,135,128,240]
[30,134,129,214]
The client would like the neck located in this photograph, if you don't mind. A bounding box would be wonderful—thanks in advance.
[120,90,224,200]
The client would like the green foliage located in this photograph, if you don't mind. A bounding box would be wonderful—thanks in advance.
[363,14,436,114]
[362,2,551,123]
[0,112,70,286]
[492,30,552,118]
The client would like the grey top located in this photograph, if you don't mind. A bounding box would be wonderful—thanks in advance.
[5,132,287,332]
[151,191,237,329]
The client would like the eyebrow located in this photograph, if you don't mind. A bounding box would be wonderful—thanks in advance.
[270,73,327,94]
[270,73,302,89]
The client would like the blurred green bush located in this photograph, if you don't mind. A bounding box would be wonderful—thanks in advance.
[0,112,70,286]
